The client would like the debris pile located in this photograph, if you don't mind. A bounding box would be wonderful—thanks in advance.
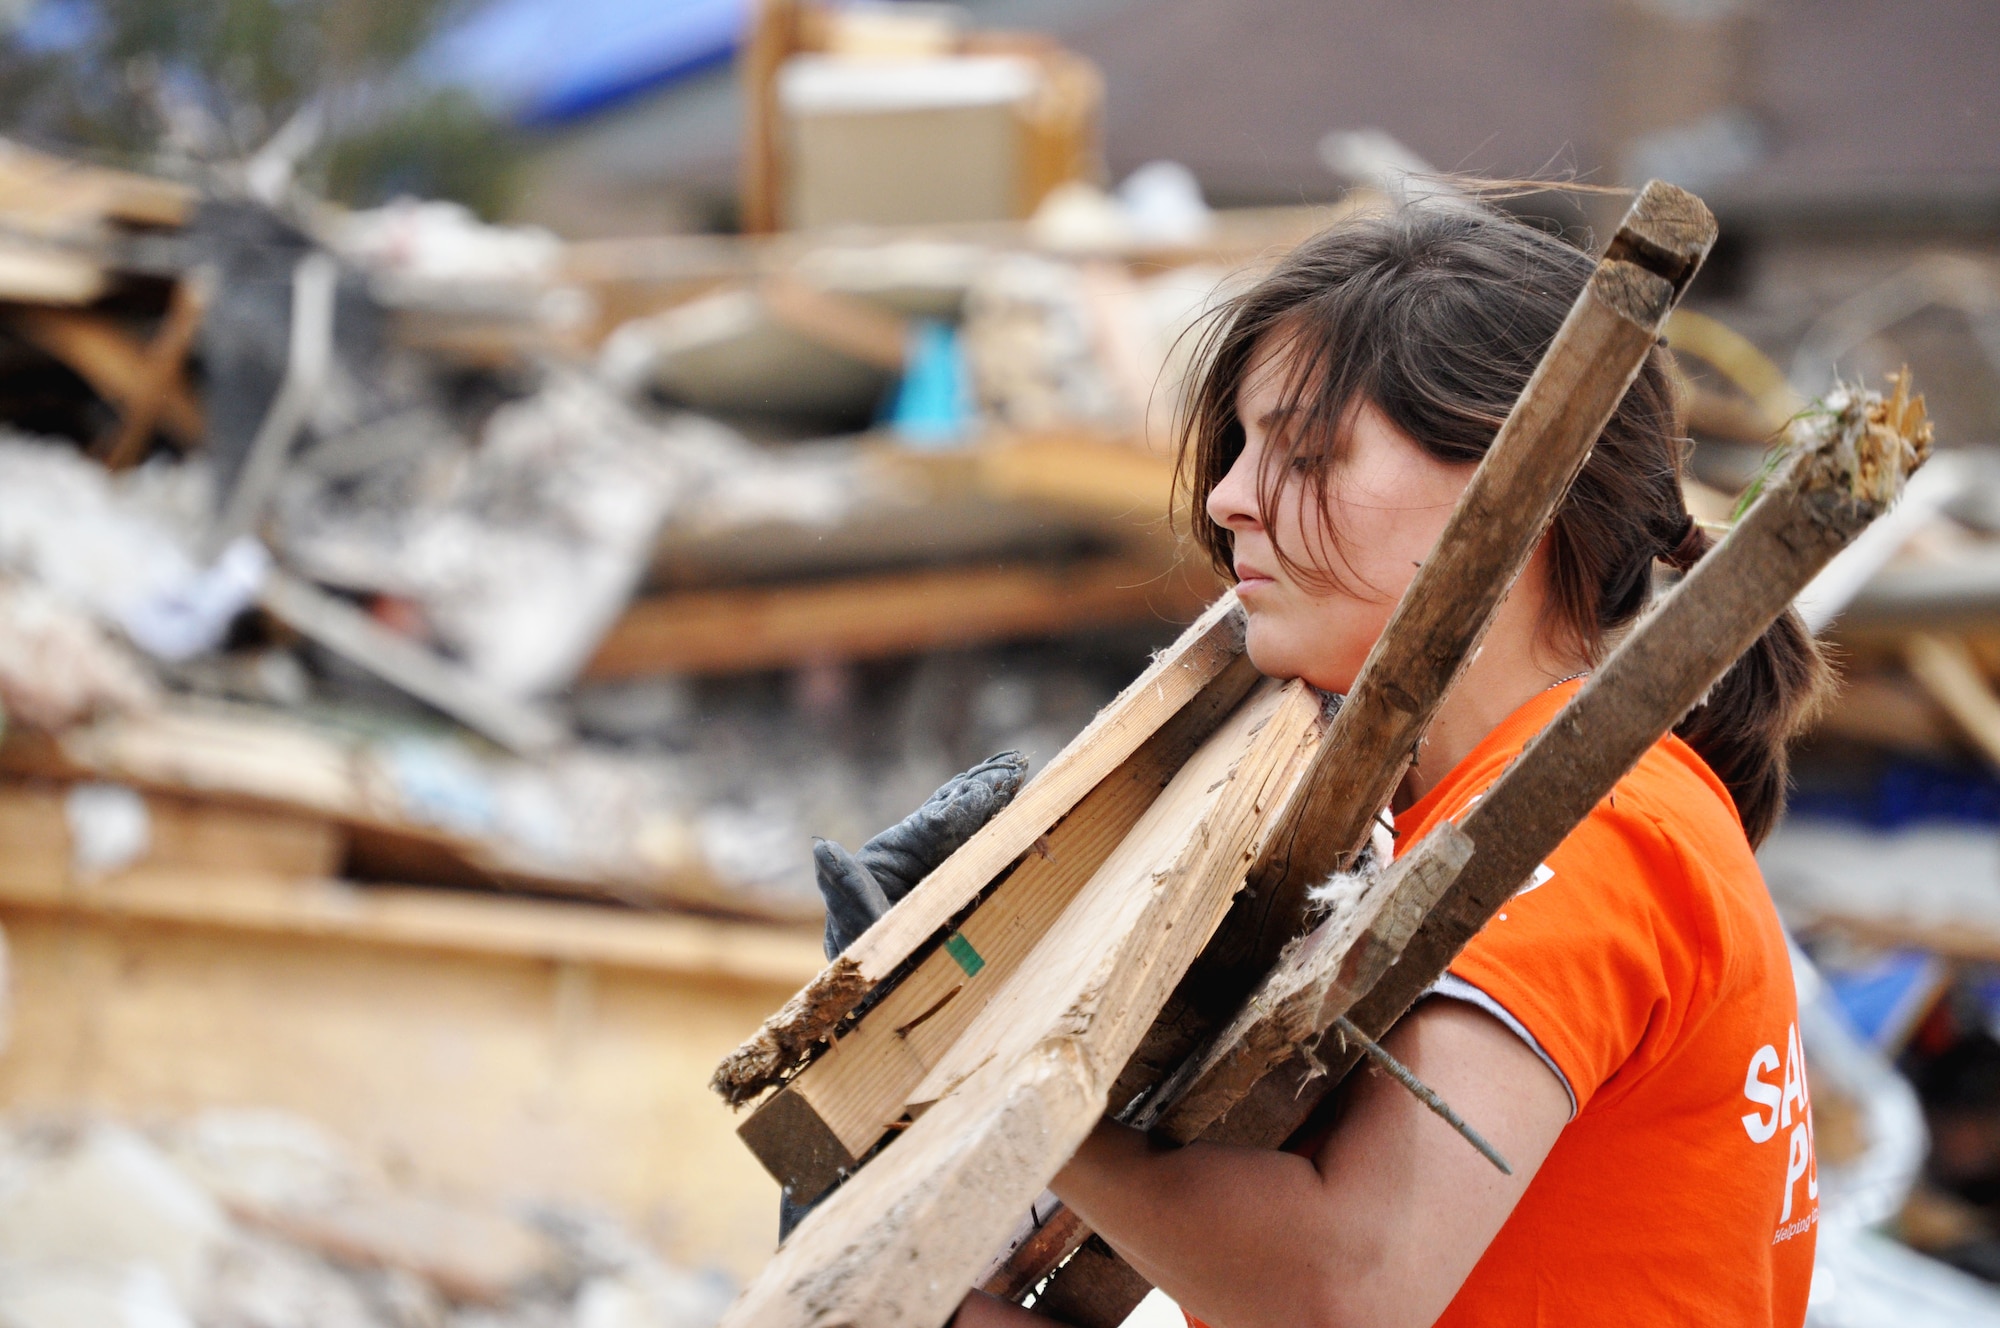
[0,1109,734,1328]
[0,137,1334,918]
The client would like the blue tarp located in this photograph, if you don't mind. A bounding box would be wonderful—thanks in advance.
[421,0,750,126]
[1821,949,1948,1052]
[1791,758,2000,831]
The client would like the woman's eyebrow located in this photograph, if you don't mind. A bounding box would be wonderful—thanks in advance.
[1257,405,1298,430]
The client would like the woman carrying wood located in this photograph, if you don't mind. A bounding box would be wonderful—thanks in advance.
[817,200,1827,1327]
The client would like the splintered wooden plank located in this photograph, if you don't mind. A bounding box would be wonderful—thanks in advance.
[737,650,1265,1199]
[718,676,1326,1328]
[903,688,1302,1113]
[0,782,345,882]
[587,555,1208,679]
[710,593,1248,1106]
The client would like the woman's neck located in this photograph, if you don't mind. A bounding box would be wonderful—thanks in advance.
[1393,623,1590,811]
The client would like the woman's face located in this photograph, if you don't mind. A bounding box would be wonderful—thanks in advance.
[1207,345,1477,692]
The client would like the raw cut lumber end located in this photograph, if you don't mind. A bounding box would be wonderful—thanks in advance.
[1606,179,1717,296]
[711,957,872,1106]
[1587,260,1677,333]
[737,1085,859,1202]
[1791,370,1933,516]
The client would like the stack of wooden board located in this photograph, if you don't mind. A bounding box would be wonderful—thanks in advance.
[0,700,806,920]
[0,139,204,471]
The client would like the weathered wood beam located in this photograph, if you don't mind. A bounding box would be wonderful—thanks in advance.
[588,554,1209,680]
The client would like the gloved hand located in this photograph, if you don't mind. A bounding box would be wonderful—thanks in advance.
[782,751,1030,1241]
[813,751,1029,961]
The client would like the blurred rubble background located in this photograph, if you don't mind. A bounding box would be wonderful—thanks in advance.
[0,0,1996,1324]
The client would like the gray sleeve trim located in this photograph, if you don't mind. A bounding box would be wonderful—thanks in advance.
[1425,973,1578,1119]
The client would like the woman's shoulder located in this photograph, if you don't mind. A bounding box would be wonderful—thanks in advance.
[1603,733,1763,886]
[1445,731,1785,1103]
[1552,734,1782,1002]
[1397,695,1763,915]
[1411,727,1748,876]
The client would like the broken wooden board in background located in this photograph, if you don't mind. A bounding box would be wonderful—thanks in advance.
[0,702,800,921]
[606,278,906,423]
[590,553,1209,679]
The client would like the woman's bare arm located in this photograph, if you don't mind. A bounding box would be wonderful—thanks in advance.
[960,999,1571,1328]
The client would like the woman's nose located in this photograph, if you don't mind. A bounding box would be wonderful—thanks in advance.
[1206,448,1263,531]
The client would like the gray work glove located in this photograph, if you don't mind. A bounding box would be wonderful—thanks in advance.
[813,751,1029,961]
[781,752,1029,1241]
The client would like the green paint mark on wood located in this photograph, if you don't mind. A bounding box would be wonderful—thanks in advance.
[943,933,986,978]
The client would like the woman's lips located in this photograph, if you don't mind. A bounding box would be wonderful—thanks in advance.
[1235,564,1276,591]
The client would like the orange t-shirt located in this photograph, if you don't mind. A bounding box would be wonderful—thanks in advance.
[1415,681,1816,1324]
[1190,680,1818,1327]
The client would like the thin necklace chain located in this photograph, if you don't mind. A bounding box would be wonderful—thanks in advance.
[1409,670,1590,787]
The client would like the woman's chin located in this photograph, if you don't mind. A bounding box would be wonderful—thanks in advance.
[1244,622,1358,693]
[1243,631,1307,683]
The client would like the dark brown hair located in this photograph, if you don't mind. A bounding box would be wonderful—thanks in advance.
[1177,202,1827,845]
